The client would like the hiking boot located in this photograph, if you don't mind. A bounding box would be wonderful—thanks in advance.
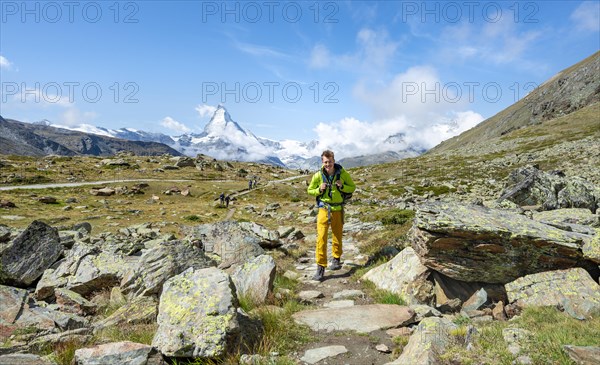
[330,257,342,270]
[312,265,325,281]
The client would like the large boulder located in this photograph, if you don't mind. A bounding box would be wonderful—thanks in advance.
[230,254,276,305]
[362,247,434,305]
[152,267,240,358]
[1,220,62,287]
[74,341,165,365]
[498,165,599,213]
[505,268,600,320]
[120,240,215,297]
[385,316,458,365]
[35,243,126,300]
[533,208,600,229]
[411,201,598,283]
[187,222,269,267]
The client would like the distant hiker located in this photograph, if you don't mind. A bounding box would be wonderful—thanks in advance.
[253,178,258,188]
[248,179,253,190]
[307,150,356,281]
[225,195,231,207]
[219,192,225,205]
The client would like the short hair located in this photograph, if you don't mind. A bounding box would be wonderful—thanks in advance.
[321,150,335,159]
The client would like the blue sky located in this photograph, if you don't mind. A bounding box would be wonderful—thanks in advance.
[1,1,599,156]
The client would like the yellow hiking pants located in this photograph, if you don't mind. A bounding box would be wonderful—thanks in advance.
[316,208,343,267]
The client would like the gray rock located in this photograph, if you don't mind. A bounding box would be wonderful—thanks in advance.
[323,300,354,308]
[1,220,62,287]
[120,240,214,297]
[502,328,532,356]
[409,304,442,322]
[505,268,600,320]
[173,156,196,168]
[0,285,27,324]
[362,247,433,305]
[74,341,164,365]
[385,316,458,365]
[0,354,56,365]
[188,221,268,266]
[412,201,597,284]
[498,165,599,213]
[0,225,12,243]
[152,267,239,358]
[298,290,324,302]
[55,288,96,315]
[562,345,600,365]
[93,296,157,331]
[293,304,414,333]
[231,254,276,305]
[462,288,488,312]
[300,345,348,364]
[332,289,365,300]
[532,208,600,228]
[35,243,125,299]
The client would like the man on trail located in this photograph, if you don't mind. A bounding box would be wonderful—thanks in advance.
[307,150,356,281]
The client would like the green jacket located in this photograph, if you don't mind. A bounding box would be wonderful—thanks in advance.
[307,164,356,211]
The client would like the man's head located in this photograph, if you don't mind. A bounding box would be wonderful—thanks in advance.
[321,150,335,175]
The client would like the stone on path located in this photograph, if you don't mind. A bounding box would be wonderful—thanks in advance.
[293,304,414,333]
[298,290,324,302]
[300,345,348,365]
[323,300,354,308]
[0,354,56,365]
[73,341,164,365]
[332,289,364,300]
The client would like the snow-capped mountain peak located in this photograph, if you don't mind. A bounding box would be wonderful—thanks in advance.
[204,105,248,136]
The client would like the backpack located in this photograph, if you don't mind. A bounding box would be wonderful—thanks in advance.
[318,163,352,204]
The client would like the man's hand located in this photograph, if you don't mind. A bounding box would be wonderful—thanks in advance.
[320,183,328,192]
[335,180,343,189]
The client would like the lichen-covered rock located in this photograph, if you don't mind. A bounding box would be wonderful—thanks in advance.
[230,254,276,305]
[120,240,215,297]
[0,353,57,365]
[187,222,267,267]
[498,165,599,213]
[74,341,164,365]
[152,267,239,358]
[505,268,600,320]
[35,243,125,300]
[385,316,458,365]
[562,345,600,365]
[362,247,433,305]
[93,296,157,331]
[1,220,62,287]
[533,208,600,228]
[412,201,597,283]
[582,229,600,264]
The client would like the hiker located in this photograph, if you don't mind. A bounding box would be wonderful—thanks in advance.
[248,179,253,190]
[219,192,225,205]
[253,178,258,188]
[307,150,356,281]
[225,195,230,208]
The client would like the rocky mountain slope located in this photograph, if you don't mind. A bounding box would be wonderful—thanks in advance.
[431,51,599,155]
[0,116,181,157]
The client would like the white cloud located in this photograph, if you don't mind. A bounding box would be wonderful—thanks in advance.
[439,17,541,66]
[571,1,600,32]
[195,104,217,118]
[309,44,331,69]
[61,108,98,127]
[0,55,11,69]
[161,116,191,133]
[306,28,399,73]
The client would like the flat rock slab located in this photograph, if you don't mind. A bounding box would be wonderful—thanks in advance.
[563,345,600,365]
[298,290,324,302]
[293,304,414,333]
[323,300,354,308]
[332,289,364,300]
[300,345,348,364]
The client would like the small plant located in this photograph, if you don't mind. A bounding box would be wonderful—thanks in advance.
[184,214,202,222]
